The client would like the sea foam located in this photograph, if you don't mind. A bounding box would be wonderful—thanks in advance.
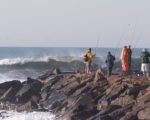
[0,111,56,120]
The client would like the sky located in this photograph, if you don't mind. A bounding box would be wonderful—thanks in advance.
[0,0,150,48]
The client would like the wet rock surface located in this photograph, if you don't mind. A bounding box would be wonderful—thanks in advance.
[0,69,150,120]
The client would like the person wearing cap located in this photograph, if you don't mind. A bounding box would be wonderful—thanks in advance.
[105,51,115,76]
[83,48,95,74]
[120,46,128,75]
[140,48,150,76]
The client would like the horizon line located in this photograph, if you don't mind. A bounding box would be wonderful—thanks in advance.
[0,46,147,49]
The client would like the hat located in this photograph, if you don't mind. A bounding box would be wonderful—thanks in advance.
[142,48,147,52]
[89,48,92,51]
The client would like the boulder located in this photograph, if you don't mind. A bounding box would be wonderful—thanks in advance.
[138,107,150,120]
[0,80,22,96]
[103,83,128,103]
[94,68,106,83]
[137,90,150,106]
[88,105,122,120]
[16,100,37,112]
[16,80,43,103]
[111,95,135,106]
[0,87,16,102]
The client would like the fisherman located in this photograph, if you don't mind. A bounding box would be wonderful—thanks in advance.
[127,45,132,74]
[105,52,115,76]
[120,46,128,75]
[83,48,95,74]
[140,48,150,76]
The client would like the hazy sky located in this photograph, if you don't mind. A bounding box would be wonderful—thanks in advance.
[0,0,150,47]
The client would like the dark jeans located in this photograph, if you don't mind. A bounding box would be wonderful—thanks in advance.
[107,66,113,76]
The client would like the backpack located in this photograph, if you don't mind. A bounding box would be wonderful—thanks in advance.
[84,54,89,62]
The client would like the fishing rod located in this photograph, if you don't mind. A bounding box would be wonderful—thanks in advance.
[95,37,100,55]
[128,18,138,47]
[133,32,142,50]
[129,23,137,47]
[92,37,101,68]
[114,24,131,55]
[128,32,142,65]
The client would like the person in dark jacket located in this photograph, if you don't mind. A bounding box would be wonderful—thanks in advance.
[140,48,150,76]
[127,45,132,74]
[105,52,115,76]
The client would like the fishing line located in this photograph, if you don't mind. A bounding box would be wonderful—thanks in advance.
[133,32,142,50]
[115,24,131,55]
[129,18,138,46]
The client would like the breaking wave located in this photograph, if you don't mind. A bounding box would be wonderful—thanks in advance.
[0,56,103,70]
[0,57,85,72]
[0,56,104,83]
[0,56,82,65]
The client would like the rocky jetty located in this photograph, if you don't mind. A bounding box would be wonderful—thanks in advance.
[0,68,150,120]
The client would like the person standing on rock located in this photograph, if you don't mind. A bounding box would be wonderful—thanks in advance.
[83,48,95,74]
[127,45,132,74]
[105,51,115,76]
[140,48,150,76]
[121,46,128,75]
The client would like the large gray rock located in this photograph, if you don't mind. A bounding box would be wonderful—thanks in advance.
[0,87,16,102]
[0,80,22,96]
[16,80,43,103]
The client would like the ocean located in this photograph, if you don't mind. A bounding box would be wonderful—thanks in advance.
[0,47,144,120]
[0,47,144,83]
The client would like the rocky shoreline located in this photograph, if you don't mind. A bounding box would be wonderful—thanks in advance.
[0,68,150,120]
